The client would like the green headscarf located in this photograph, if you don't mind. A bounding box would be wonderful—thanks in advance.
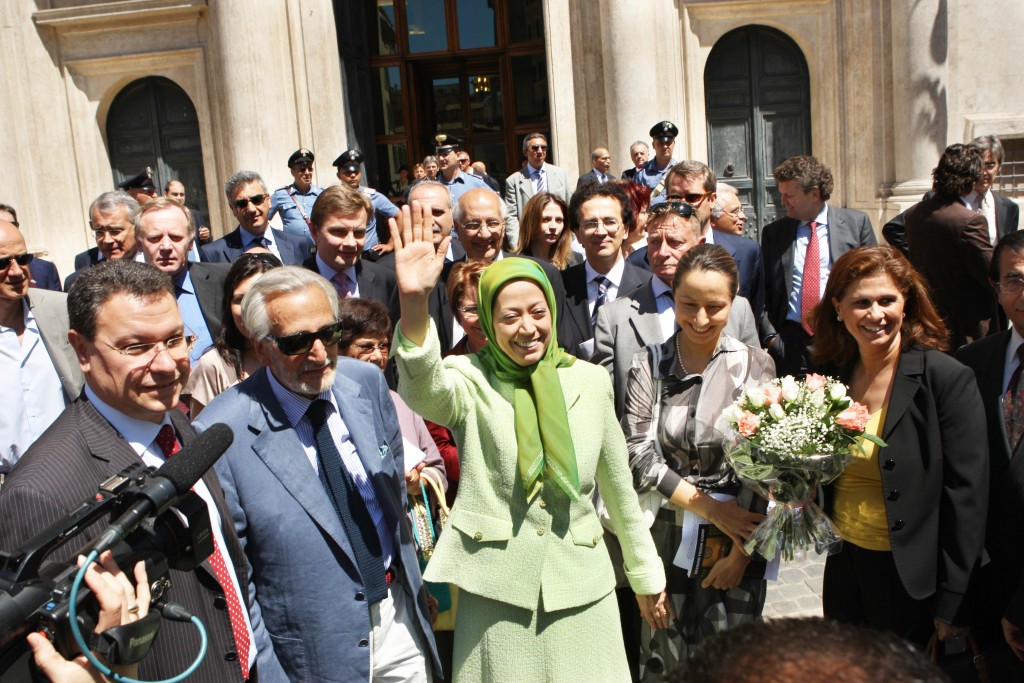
[476,258,580,502]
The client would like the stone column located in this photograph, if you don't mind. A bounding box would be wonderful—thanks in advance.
[543,0,580,178]
[888,0,948,204]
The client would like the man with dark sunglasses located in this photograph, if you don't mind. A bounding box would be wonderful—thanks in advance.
[201,170,312,265]
[194,266,440,682]
[503,132,572,250]
[0,218,83,478]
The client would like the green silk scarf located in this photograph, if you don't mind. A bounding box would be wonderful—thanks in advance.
[475,258,580,502]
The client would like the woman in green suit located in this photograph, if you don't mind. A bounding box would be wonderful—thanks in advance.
[392,202,668,682]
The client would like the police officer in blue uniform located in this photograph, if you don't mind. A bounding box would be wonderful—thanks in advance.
[268,148,324,240]
[333,148,399,258]
[434,134,492,204]
[633,121,679,199]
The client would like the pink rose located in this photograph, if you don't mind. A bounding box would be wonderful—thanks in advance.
[805,373,827,391]
[836,403,871,432]
[737,411,761,437]
[763,385,783,405]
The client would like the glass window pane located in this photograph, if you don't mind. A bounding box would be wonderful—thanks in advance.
[508,0,544,43]
[472,141,508,185]
[407,0,447,53]
[432,77,462,132]
[467,73,501,132]
[372,67,405,135]
[457,0,496,50]
[376,144,409,201]
[511,54,549,122]
[371,0,398,55]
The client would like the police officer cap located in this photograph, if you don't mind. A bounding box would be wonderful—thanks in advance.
[332,149,363,172]
[649,121,679,143]
[434,133,463,154]
[288,148,315,167]
[118,167,156,191]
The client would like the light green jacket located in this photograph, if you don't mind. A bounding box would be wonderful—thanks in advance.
[394,322,666,612]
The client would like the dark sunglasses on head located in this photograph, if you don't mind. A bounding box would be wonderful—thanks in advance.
[267,321,344,356]
[0,253,34,269]
[232,194,269,210]
[648,201,695,219]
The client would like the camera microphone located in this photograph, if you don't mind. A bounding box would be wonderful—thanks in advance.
[91,423,233,555]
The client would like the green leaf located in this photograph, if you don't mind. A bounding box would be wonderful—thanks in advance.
[860,433,887,447]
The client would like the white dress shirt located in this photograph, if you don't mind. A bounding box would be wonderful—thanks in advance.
[585,257,626,319]
[651,277,676,343]
[1,300,66,470]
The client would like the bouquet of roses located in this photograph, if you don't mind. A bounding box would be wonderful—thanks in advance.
[720,373,885,562]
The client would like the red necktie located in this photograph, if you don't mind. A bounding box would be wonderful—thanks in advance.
[801,221,820,335]
[158,425,251,679]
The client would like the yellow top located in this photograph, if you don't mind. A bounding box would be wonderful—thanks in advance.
[831,407,891,551]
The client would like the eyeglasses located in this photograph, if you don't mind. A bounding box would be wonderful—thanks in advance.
[649,201,696,219]
[232,194,268,210]
[530,145,548,151]
[675,192,709,205]
[998,277,1024,294]
[103,333,196,361]
[350,341,390,354]
[461,219,503,233]
[0,253,33,269]
[457,304,479,317]
[723,205,746,217]
[92,227,127,239]
[580,217,623,232]
[266,321,344,355]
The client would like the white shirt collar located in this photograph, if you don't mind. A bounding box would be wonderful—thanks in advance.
[84,385,170,460]
[240,225,275,250]
[584,255,625,287]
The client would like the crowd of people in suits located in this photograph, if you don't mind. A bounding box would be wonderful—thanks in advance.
[0,126,1021,683]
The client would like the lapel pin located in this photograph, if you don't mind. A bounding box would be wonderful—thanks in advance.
[379,444,389,459]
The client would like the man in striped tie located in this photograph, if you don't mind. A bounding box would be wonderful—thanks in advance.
[301,184,399,324]
[0,260,254,681]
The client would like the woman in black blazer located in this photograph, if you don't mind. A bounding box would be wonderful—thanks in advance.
[811,246,989,648]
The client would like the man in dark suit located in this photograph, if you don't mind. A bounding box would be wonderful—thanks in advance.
[760,155,876,375]
[621,141,648,182]
[135,197,228,365]
[561,182,650,358]
[628,162,766,322]
[194,267,439,682]
[66,191,142,290]
[905,144,995,350]
[302,185,400,324]
[576,147,613,190]
[201,170,312,265]
[956,231,1024,679]
[0,260,253,682]
[443,188,579,353]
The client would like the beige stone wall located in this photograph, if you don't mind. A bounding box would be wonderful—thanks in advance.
[0,0,346,279]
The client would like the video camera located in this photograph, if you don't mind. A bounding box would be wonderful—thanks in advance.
[0,423,233,681]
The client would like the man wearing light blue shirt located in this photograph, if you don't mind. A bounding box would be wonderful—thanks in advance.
[433,134,492,206]
[269,148,324,240]
[633,121,679,198]
[134,197,228,364]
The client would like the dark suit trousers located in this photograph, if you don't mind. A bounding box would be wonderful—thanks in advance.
[774,321,818,377]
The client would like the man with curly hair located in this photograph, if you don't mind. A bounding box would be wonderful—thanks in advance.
[905,143,996,349]
[760,155,875,375]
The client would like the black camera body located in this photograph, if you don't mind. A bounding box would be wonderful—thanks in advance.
[0,462,214,679]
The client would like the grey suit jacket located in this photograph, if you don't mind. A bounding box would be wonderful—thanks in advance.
[0,399,248,682]
[503,162,572,250]
[592,282,759,417]
[760,206,876,341]
[195,363,440,682]
[27,289,84,401]
[561,260,651,359]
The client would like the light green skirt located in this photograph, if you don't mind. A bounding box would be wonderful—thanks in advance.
[452,589,630,683]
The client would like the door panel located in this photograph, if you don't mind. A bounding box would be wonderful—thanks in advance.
[106,77,209,224]
[705,26,811,241]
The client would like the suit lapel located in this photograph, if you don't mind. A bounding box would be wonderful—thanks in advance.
[629,285,664,348]
[779,219,798,303]
[246,372,354,556]
[827,206,845,259]
[882,347,923,442]
[563,265,592,342]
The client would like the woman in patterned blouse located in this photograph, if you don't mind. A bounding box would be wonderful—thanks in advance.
[622,243,776,677]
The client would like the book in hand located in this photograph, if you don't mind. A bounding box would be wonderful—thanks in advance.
[672,492,780,581]
[692,523,734,579]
